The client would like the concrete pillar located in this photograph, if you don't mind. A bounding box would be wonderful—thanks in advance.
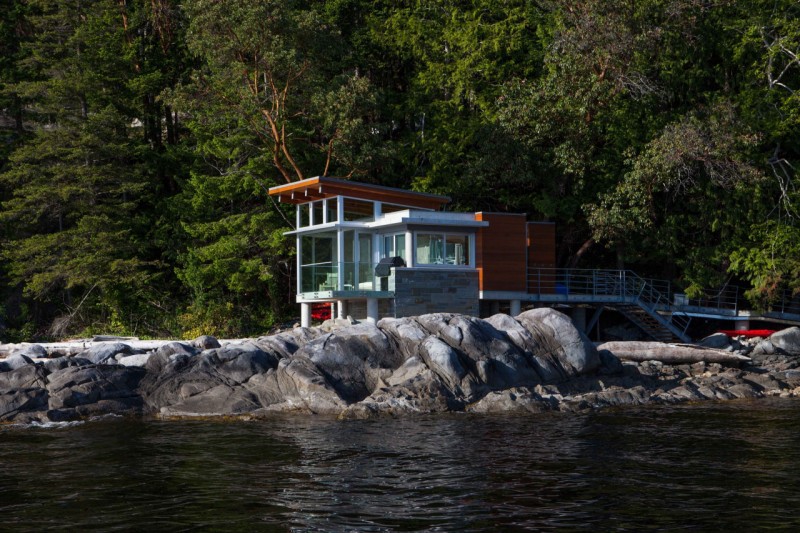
[734,318,750,331]
[300,303,311,328]
[366,298,379,323]
[510,299,521,316]
[572,306,587,333]
[337,300,348,319]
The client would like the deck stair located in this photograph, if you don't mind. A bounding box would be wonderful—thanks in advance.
[527,268,692,343]
[613,304,683,343]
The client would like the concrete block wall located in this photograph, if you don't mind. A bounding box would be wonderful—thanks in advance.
[393,268,479,317]
[347,299,395,321]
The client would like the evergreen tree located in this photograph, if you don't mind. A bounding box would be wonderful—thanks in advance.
[0,0,191,338]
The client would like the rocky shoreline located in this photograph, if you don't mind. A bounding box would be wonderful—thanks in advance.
[2,309,799,424]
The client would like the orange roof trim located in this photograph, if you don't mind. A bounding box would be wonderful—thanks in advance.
[268,176,450,210]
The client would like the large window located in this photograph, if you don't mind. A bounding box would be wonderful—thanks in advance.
[300,232,337,292]
[298,198,338,227]
[382,233,406,262]
[415,233,470,266]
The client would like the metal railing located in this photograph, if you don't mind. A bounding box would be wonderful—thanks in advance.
[763,289,800,318]
[681,286,740,314]
[527,268,691,337]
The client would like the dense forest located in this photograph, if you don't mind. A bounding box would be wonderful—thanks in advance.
[0,0,798,340]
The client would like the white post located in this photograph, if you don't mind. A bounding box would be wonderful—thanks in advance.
[296,234,302,296]
[406,230,414,266]
[366,298,379,323]
[337,227,344,291]
[510,299,521,317]
[337,300,348,319]
[300,303,311,328]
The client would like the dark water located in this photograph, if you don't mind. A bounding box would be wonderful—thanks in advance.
[2,399,800,532]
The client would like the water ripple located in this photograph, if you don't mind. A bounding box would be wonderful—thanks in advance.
[2,400,800,531]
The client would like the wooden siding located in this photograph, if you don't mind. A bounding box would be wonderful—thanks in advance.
[475,213,528,292]
[269,176,450,210]
[527,222,556,293]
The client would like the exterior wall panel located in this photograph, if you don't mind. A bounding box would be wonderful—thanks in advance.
[475,213,528,292]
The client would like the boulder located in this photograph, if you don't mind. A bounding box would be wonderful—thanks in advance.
[46,365,146,411]
[414,314,543,390]
[214,342,278,383]
[255,328,322,360]
[116,352,153,367]
[699,333,732,350]
[0,353,34,372]
[0,364,48,391]
[191,335,221,350]
[0,388,49,421]
[484,313,569,382]
[293,323,400,403]
[42,356,93,374]
[246,357,347,414]
[81,342,133,364]
[156,384,262,417]
[769,327,800,355]
[11,344,47,359]
[752,339,776,356]
[515,308,600,376]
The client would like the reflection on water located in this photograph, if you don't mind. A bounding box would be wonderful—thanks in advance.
[2,399,800,531]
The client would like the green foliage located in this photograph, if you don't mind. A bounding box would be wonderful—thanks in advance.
[1,0,800,338]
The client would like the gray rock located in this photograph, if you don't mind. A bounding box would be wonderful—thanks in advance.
[598,349,624,375]
[156,341,198,359]
[0,364,48,391]
[116,352,153,367]
[415,314,542,390]
[752,339,776,356]
[769,327,800,355]
[157,384,262,417]
[81,342,133,364]
[294,322,399,403]
[379,316,482,398]
[11,344,47,359]
[0,388,49,421]
[47,365,146,411]
[42,356,93,373]
[343,356,460,417]
[255,328,322,359]
[246,357,346,414]
[515,308,600,377]
[699,333,732,350]
[466,388,558,414]
[0,353,34,372]
[212,342,277,383]
[145,342,199,374]
[192,335,221,350]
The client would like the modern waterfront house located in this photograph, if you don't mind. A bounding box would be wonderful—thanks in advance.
[269,176,555,327]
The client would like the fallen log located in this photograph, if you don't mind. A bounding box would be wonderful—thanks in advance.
[0,339,177,358]
[597,341,751,365]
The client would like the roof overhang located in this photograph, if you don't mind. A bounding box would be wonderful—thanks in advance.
[269,176,450,211]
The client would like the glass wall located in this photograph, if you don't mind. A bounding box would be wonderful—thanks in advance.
[382,233,407,262]
[415,232,470,266]
[300,232,337,292]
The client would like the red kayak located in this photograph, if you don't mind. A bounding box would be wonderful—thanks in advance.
[717,329,776,338]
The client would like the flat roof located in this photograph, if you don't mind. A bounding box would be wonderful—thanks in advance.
[268,176,450,210]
